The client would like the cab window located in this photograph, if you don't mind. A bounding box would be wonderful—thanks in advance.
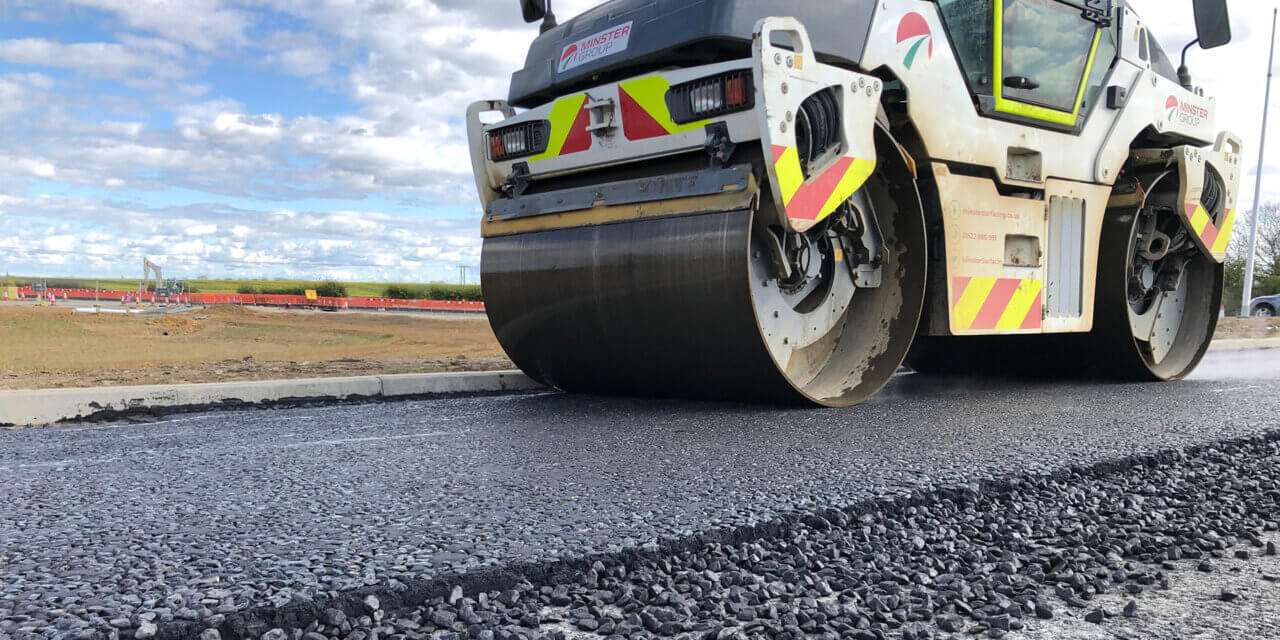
[1082,22,1118,114]
[938,0,994,91]
[998,0,1097,113]
[937,0,1107,130]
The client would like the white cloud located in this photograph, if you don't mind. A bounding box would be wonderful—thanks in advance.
[0,38,186,82]
[261,30,337,77]
[0,194,482,280]
[65,0,249,52]
[0,0,1273,282]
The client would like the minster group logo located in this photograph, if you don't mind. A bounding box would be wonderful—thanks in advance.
[1166,95,1180,121]
[896,12,933,70]
[561,44,580,72]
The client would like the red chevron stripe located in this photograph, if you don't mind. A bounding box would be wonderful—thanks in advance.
[785,157,854,220]
[950,276,971,309]
[1020,290,1043,330]
[618,87,668,141]
[1199,219,1219,249]
[970,278,1020,330]
[562,104,593,154]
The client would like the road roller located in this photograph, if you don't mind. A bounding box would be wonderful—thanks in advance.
[466,0,1241,406]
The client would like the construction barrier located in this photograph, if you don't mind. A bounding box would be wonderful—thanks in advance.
[13,287,485,313]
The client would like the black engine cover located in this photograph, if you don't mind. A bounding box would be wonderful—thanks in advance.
[509,0,877,108]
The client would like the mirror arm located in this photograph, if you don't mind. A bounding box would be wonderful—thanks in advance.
[1177,38,1200,91]
[540,0,558,33]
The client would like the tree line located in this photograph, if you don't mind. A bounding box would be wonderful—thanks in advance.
[1225,202,1280,315]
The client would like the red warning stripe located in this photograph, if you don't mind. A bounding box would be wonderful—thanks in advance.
[970,278,1020,331]
[785,157,855,221]
[950,277,1043,332]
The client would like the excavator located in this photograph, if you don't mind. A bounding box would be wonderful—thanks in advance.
[467,0,1241,406]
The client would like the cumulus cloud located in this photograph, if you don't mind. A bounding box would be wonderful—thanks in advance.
[64,0,250,52]
[0,194,481,280]
[0,38,186,84]
[0,0,1273,282]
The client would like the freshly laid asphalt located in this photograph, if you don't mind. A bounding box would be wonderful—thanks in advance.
[1,349,1278,638]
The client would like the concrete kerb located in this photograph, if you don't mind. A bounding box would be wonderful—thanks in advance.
[0,371,544,427]
[1209,337,1280,351]
[0,339,1274,427]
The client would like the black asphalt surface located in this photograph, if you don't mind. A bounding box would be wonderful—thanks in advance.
[1,349,1278,638]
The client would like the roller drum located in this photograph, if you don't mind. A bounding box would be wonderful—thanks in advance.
[482,145,927,406]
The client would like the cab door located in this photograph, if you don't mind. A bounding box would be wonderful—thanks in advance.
[937,0,1112,131]
[995,0,1103,127]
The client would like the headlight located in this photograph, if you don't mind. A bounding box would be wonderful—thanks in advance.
[488,120,551,162]
[666,70,754,125]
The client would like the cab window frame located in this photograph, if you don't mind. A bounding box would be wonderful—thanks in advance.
[993,0,1102,127]
[933,0,1118,133]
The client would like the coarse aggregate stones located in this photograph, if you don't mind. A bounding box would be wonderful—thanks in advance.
[1007,532,1280,639]
[350,434,1280,640]
[0,355,1278,639]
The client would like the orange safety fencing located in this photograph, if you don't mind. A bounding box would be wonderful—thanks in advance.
[12,287,486,313]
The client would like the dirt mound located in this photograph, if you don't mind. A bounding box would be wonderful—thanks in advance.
[147,314,202,335]
[1216,317,1280,339]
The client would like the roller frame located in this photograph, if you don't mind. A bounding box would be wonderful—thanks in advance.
[1127,133,1243,263]
[752,17,882,234]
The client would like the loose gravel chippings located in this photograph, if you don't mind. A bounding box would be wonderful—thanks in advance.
[2,353,1279,639]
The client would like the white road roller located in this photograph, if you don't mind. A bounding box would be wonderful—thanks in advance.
[467,0,1241,406]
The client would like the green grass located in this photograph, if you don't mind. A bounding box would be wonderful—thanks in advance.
[7,277,484,301]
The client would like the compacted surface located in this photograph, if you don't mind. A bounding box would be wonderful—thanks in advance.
[1,350,1278,638]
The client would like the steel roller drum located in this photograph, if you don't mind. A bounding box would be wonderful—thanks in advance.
[481,164,926,406]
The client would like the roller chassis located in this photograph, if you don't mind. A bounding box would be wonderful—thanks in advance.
[467,0,1243,404]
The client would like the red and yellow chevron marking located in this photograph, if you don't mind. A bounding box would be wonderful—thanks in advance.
[950,277,1043,332]
[771,145,876,223]
[530,94,592,162]
[617,76,708,141]
[1184,204,1235,257]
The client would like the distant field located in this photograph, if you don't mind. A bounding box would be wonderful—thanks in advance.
[0,304,509,389]
[2,276,482,301]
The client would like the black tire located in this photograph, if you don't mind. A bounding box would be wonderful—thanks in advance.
[1089,198,1222,380]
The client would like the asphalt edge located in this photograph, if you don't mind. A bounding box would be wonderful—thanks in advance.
[6,339,1275,428]
[162,429,1280,640]
[0,371,546,428]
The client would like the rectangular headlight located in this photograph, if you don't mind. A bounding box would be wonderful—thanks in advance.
[666,70,754,125]
[488,120,550,162]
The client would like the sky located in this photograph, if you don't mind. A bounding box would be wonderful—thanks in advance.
[0,0,1274,282]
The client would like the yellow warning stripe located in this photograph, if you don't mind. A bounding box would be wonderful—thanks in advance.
[1211,208,1235,255]
[1189,205,1212,236]
[952,277,996,332]
[995,279,1043,331]
[818,158,876,220]
[617,76,708,136]
[774,147,803,203]
[951,277,1043,333]
[531,94,586,162]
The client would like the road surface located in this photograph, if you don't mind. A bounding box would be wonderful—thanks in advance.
[1,349,1278,639]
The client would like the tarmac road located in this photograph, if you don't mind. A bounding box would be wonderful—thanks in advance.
[1,349,1279,639]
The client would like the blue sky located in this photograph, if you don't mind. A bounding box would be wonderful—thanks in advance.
[0,0,1275,283]
[0,0,598,282]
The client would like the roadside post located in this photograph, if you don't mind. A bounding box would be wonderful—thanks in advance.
[1244,9,1278,316]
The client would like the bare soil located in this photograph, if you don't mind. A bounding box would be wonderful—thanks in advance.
[0,305,511,390]
[1215,316,1280,339]
[1,306,1274,391]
